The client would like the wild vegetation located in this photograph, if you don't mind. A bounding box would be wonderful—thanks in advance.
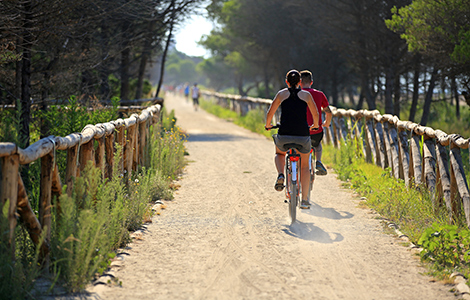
[0,106,187,298]
[0,0,204,149]
[324,139,470,283]
[197,0,470,128]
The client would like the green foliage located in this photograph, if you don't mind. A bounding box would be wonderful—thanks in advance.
[199,98,275,139]
[50,160,128,292]
[164,50,207,87]
[150,109,187,182]
[0,107,187,295]
[200,99,238,120]
[48,114,187,292]
[386,0,470,64]
[0,201,43,299]
[321,138,470,278]
[418,223,470,272]
[37,96,120,139]
[0,99,22,144]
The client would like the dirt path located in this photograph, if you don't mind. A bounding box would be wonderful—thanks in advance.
[87,93,458,300]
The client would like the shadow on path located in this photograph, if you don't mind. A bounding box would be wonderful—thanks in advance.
[187,133,254,142]
[305,202,354,220]
[282,221,344,243]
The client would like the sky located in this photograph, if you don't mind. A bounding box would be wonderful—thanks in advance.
[173,13,214,58]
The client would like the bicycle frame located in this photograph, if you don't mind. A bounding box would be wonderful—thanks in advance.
[285,147,300,224]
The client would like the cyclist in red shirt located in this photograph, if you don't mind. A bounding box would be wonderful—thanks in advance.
[300,70,332,176]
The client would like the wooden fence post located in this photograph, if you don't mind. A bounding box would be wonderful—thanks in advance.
[65,140,79,196]
[364,118,377,164]
[115,120,126,174]
[139,119,148,167]
[384,122,400,179]
[133,117,140,172]
[374,118,387,169]
[409,132,422,185]
[435,142,453,220]
[79,140,94,172]
[422,135,437,206]
[95,135,106,179]
[397,128,410,186]
[105,130,115,179]
[1,154,19,255]
[449,144,470,228]
[125,122,136,175]
[39,151,53,255]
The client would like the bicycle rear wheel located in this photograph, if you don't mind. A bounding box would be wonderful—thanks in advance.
[289,159,299,224]
[289,181,297,224]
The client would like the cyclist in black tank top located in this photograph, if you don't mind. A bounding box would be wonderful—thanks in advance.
[278,87,310,137]
[265,70,320,209]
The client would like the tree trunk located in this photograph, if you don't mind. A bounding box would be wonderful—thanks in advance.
[121,45,130,101]
[156,18,174,98]
[420,67,438,126]
[263,63,270,99]
[384,66,394,114]
[362,74,376,110]
[331,65,338,106]
[409,55,421,122]
[393,73,401,118]
[451,76,460,120]
[136,20,156,100]
[356,90,365,110]
[20,1,33,149]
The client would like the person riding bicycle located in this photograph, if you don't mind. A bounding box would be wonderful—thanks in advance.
[300,70,332,176]
[265,69,320,209]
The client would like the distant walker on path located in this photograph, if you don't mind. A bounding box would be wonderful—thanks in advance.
[191,83,200,111]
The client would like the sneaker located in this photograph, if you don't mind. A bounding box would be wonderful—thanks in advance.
[315,161,327,175]
[274,174,285,191]
[300,200,311,209]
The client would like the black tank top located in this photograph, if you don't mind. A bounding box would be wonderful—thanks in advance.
[278,88,309,136]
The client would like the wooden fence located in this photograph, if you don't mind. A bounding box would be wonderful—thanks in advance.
[202,91,470,227]
[0,99,163,257]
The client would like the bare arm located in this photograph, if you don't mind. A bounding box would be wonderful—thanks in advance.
[323,106,332,127]
[265,91,282,129]
[305,93,320,129]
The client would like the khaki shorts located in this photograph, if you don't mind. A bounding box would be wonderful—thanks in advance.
[272,134,311,154]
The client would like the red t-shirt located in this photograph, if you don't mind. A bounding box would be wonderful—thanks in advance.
[303,88,330,135]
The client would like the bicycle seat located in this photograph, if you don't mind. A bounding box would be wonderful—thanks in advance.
[284,143,303,151]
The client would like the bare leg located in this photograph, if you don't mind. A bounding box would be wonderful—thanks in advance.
[300,152,311,201]
[275,146,286,175]
[314,143,322,162]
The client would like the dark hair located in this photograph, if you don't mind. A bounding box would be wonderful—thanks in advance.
[300,70,313,85]
[286,69,301,87]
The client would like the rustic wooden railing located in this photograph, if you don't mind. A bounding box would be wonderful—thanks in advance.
[202,91,470,227]
[0,100,163,257]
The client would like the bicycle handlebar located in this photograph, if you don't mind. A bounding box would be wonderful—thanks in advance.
[265,124,319,131]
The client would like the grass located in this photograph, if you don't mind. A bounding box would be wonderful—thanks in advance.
[200,98,276,139]
[0,107,187,297]
[321,138,470,281]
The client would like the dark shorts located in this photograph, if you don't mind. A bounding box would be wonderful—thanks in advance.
[192,97,199,105]
[273,134,311,154]
[310,131,324,148]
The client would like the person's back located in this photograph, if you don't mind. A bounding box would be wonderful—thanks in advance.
[278,87,309,137]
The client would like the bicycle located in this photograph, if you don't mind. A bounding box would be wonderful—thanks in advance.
[266,125,315,224]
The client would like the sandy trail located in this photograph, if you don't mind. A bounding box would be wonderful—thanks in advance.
[87,93,457,299]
